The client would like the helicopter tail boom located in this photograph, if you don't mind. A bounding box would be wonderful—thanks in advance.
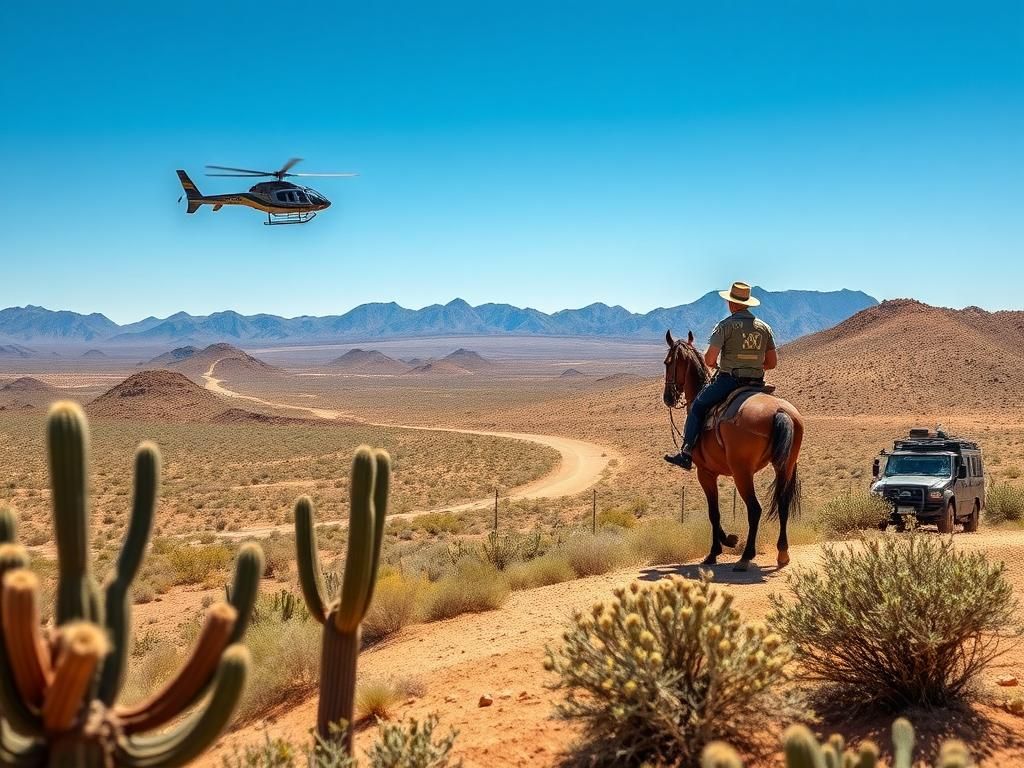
[176,170,206,213]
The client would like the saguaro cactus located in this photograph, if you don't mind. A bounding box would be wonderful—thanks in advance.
[700,719,971,768]
[294,445,390,752]
[0,401,263,767]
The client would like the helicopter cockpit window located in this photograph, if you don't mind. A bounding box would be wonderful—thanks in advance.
[275,191,290,203]
[295,191,310,204]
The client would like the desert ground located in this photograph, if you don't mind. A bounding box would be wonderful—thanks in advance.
[3,300,1024,765]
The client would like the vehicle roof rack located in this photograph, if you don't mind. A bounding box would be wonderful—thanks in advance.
[893,435,979,453]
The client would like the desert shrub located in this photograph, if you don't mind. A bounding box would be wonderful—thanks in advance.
[505,552,576,590]
[363,571,427,643]
[422,560,509,622]
[261,533,295,579]
[560,531,633,577]
[223,716,458,768]
[770,534,1021,710]
[986,482,1024,524]
[366,715,460,768]
[547,574,789,765]
[598,507,637,529]
[120,636,180,706]
[356,679,402,723]
[628,518,705,565]
[479,529,541,571]
[816,492,889,537]
[237,617,322,723]
[411,512,466,536]
[154,539,234,586]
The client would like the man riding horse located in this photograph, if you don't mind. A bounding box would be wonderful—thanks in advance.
[661,281,803,570]
[665,281,777,471]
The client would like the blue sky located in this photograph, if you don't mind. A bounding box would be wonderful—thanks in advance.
[1,1,1021,324]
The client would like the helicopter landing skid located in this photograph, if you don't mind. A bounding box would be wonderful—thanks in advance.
[265,211,317,225]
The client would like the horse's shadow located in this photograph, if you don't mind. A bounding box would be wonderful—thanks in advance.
[638,561,784,586]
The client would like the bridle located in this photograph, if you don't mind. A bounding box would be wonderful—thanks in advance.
[664,341,691,449]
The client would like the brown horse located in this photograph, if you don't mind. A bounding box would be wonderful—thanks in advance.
[663,329,803,570]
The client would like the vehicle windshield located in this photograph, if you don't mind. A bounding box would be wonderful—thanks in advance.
[883,454,952,478]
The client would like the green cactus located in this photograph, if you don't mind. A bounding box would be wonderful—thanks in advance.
[294,445,390,753]
[699,719,971,768]
[0,401,263,767]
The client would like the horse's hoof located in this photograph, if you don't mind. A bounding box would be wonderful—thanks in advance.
[701,556,718,566]
[777,550,790,567]
[732,560,751,572]
[723,534,739,548]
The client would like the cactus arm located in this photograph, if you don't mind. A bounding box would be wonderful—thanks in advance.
[1,571,52,706]
[41,623,108,733]
[362,449,390,608]
[0,507,16,544]
[0,544,43,737]
[781,725,826,768]
[98,442,160,705]
[294,496,328,624]
[890,718,914,768]
[115,645,249,768]
[47,402,100,626]
[0,723,44,768]
[335,447,377,633]
[115,602,237,734]
[226,543,263,644]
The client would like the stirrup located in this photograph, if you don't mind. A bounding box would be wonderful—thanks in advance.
[664,451,693,470]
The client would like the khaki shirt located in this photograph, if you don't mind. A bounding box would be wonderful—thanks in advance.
[708,309,776,378]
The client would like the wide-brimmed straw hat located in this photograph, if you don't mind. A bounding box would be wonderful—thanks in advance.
[718,281,760,307]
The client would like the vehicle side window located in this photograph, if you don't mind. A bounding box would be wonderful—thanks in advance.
[975,456,984,477]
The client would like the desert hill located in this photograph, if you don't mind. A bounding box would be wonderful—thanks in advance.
[442,348,494,371]
[151,343,282,380]
[0,376,58,410]
[560,368,587,378]
[779,299,1024,415]
[87,370,228,421]
[326,349,409,375]
[406,360,473,376]
[0,344,36,358]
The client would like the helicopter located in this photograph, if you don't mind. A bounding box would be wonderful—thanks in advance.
[176,158,357,225]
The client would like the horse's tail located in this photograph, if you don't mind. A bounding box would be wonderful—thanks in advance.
[767,410,802,521]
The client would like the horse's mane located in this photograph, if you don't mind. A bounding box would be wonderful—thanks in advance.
[676,342,709,390]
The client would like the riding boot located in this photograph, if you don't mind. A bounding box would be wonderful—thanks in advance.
[664,447,694,470]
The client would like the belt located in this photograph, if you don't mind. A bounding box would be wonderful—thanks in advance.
[723,370,764,382]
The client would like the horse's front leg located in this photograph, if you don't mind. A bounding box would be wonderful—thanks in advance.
[697,467,724,565]
[732,473,761,571]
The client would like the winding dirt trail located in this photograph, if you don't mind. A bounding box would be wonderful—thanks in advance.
[202,361,618,532]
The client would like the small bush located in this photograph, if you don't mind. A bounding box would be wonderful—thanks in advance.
[986,482,1024,524]
[156,540,234,586]
[422,560,509,622]
[560,531,633,577]
[505,553,575,590]
[770,534,1021,710]
[479,530,541,571]
[817,492,889,538]
[367,714,460,768]
[411,512,466,536]
[547,573,789,765]
[356,680,402,723]
[628,518,705,565]
[363,571,426,643]
[597,507,637,529]
[237,618,322,723]
[120,636,180,706]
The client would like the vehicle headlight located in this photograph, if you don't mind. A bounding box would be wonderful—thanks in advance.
[928,490,943,500]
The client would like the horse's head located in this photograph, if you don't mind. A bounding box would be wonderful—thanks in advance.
[663,329,700,407]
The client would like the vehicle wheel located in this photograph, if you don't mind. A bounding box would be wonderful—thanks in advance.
[963,501,980,533]
[937,501,955,534]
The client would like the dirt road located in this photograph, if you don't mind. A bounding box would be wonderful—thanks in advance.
[202,361,618,528]
[199,529,1024,767]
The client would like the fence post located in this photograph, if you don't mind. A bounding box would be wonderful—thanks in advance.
[592,489,597,534]
[494,488,499,531]
[680,487,686,524]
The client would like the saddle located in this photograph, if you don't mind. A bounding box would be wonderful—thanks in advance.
[702,383,777,432]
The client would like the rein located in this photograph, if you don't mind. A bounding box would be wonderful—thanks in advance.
[664,341,693,450]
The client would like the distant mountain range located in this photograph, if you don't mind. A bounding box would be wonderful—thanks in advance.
[0,288,877,348]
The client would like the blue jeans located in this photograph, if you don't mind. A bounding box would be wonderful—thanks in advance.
[682,372,745,450]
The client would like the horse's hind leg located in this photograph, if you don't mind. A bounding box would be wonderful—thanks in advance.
[697,468,728,565]
[732,472,762,572]
[776,464,791,568]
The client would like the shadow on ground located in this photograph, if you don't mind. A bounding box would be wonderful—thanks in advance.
[638,561,787,586]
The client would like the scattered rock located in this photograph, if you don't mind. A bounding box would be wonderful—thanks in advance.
[444,695,457,704]
[998,675,1019,687]
[498,689,514,700]
[478,694,493,708]
[1007,696,1024,716]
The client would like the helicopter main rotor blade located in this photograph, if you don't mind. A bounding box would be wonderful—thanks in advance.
[288,172,360,177]
[206,164,272,176]
[276,157,304,176]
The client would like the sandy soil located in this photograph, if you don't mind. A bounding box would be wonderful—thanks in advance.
[203,359,620,536]
[197,528,1024,767]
